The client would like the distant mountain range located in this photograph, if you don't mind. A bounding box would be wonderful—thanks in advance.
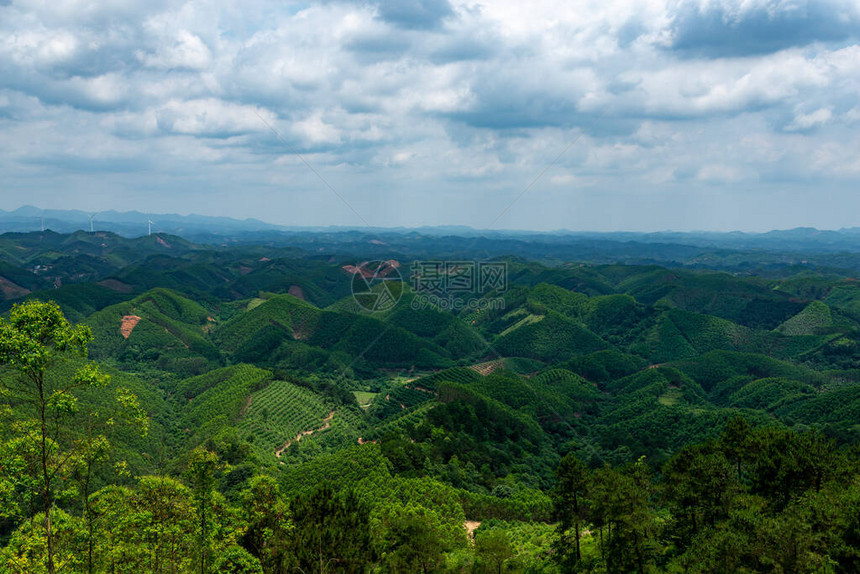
[0,206,285,237]
[1,206,859,253]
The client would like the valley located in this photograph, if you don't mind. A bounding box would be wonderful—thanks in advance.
[0,229,859,572]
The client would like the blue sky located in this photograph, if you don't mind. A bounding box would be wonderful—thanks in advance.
[1,0,859,231]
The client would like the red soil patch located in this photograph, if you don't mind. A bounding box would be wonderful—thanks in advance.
[156,236,171,248]
[342,260,401,278]
[120,315,141,339]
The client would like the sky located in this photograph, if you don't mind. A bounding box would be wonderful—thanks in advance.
[1,0,859,232]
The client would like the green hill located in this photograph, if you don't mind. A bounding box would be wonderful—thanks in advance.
[775,300,834,335]
[177,364,272,446]
[494,311,610,362]
[86,287,221,375]
[215,293,453,370]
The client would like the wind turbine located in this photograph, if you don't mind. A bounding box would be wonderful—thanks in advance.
[147,216,154,236]
[88,213,97,232]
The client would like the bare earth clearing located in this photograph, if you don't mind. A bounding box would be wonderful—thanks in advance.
[120,315,141,338]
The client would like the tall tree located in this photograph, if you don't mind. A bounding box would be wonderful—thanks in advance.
[69,385,149,574]
[663,443,739,548]
[186,447,222,574]
[240,475,292,573]
[719,417,751,481]
[590,460,659,573]
[0,301,109,574]
[475,528,514,574]
[552,453,590,567]
[378,503,452,573]
[289,483,373,574]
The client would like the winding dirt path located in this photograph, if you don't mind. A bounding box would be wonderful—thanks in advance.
[275,411,335,458]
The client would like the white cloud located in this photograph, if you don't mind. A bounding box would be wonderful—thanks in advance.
[156,99,275,137]
[137,30,212,70]
[0,0,858,230]
[786,107,833,131]
[293,111,342,145]
[696,164,747,183]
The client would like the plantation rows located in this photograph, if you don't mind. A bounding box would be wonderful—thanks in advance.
[216,294,318,352]
[274,406,369,467]
[181,365,272,432]
[369,385,433,419]
[295,407,365,451]
[407,367,481,391]
[365,402,436,440]
[239,380,332,456]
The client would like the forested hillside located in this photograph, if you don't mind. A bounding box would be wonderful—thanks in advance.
[0,231,859,572]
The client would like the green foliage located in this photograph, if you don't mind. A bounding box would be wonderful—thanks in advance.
[86,288,220,375]
[474,528,514,573]
[727,377,816,411]
[217,293,454,370]
[589,460,661,573]
[669,350,823,393]
[240,475,292,573]
[376,503,458,573]
[4,243,860,572]
[560,349,648,383]
[215,294,317,354]
[775,300,834,335]
[212,546,264,574]
[280,444,393,498]
[0,283,134,324]
[238,380,332,460]
[178,365,272,446]
[494,311,610,362]
[0,301,143,574]
[289,483,374,574]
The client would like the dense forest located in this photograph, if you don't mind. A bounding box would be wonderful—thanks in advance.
[0,230,859,572]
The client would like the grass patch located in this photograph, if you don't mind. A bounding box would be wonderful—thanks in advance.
[246,297,266,311]
[353,391,378,409]
[499,314,545,337]
[658,387,683,406]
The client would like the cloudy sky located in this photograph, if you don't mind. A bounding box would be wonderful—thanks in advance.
[1,0,859,231]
